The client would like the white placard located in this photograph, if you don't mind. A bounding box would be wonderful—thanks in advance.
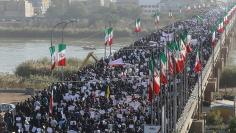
[144,125,161,133]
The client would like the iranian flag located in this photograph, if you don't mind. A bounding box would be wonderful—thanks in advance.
[211,30,216,48]
[149,55,160,95]
[224,13,229,25]
[49,46,57,70]
[186,34,193,53]
[180,39,187,62]
[104,28,109,45]
[58,43,66,66]
[168,51,174,76]
[167,41,183,73]
[175,49,184,73]
[160,52,168,85]
[180,31,192,53]
[135,18,141,32]
[217,21,224,33]
[194,51,202,73]
[153,12,160,26]
[49,89,53,114]
[108,27,113,46]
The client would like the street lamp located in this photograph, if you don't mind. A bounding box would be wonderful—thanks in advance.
[61,19,78,43]
[50,21,67,47]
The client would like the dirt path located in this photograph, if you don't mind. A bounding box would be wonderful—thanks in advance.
[0,93,31,104]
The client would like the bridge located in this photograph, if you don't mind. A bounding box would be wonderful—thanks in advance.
[175,6,236,133]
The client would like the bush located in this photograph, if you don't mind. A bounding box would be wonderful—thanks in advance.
[15,57,92,79]
[206,110,223,125]
[229,117,236,133]
[220,67,236,88]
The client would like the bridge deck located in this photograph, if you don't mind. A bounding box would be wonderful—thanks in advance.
[175,12,236,133]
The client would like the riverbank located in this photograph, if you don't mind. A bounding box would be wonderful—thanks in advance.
[0,28,138,39]
[0,57,88,89]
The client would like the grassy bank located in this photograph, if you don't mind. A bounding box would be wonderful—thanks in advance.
[0,57,93,89]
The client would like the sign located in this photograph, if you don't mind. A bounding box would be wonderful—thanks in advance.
[144,125,161,133]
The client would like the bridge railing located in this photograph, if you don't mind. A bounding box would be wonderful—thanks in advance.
[175,13,236,133]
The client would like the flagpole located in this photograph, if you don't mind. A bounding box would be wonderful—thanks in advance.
[198,71,200,120]
[173,32,178,132]
[173,50,177,132]
[151,51,154,125]
[109,22,112,60]
[212,40,215,78]
[165,46,169,133]
[50,21,66,78]
[159,48,162,125]
[167,25,173,133]
[168,52,172,132]
[104,25,107,59]
[200,38,203,114]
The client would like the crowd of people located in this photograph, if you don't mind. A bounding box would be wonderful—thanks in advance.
[2,6,229,133]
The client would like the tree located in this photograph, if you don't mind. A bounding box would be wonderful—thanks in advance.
[45,6,66,18]
[229,117,236,133]
[64,3,88,19]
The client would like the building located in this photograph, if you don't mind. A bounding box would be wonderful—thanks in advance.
[87,0,111,7]
[25,0,34,17]
[41,0,50,14]
[114,0,138,7]
[0,0,26,18]
[69,0,111,7]
[138,0,161,15]
[69,0,87,4]
[30,0,51,15]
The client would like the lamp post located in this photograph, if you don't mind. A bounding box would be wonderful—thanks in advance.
[61,19,78,43]
[51,21,67,47]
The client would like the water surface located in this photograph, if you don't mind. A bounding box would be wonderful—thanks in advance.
[0,39,132,73]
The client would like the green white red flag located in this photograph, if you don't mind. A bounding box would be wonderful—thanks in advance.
[167,41,183,74]
[224,7,229,25]
[194,51,202,73]
[58,43,66,66]
[153,12,160,26]
[217,20,224,33]
[148,55,160,96]
[160,52,168,85]
[179,39,187,62]
[108,27,113,46]
[180,31,192,54]
[104,28,109,45]
[135,18,141,32]
[186,34,192,53]
[224,13,229,25]
[211,30,216,48]
[49,46,57,70]
[175,49,184,73]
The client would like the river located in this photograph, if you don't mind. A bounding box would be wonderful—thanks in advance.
[0,38,132,73]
